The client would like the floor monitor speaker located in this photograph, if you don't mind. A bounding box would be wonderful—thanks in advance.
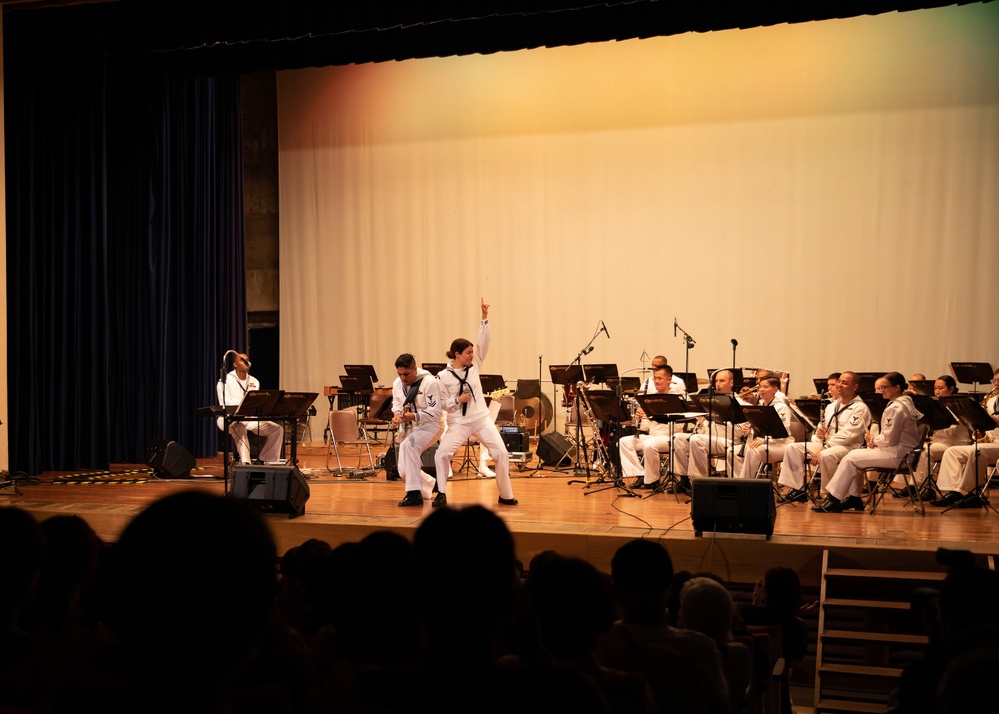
[537,433,575,466]
[690,476,776,539]
[231,464,310,518]
[145,440,196,479]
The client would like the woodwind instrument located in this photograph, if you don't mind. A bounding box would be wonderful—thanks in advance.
[575,381,615,473]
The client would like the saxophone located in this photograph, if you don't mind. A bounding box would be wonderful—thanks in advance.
[575,381,616,474]
[974,386,999,442]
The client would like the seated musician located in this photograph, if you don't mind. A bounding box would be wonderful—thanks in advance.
[908,375,972,493]
[686,369,751,478]
[777,371,869,503]
[216,352,283,464]
[932,367,999,507]
[641,354,687,396]
[816,372,921,513]
[619,364,676,489]
[391,353,444,508]
[729,375,794,479]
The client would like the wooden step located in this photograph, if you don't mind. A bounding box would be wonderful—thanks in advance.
[824,568,946,581]
[822,598,911,610]
[819,629,927,645]
[819,662,904,678]
[816,697,888,713]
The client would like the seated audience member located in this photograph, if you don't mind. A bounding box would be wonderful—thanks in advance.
[527,554,656,714]
[595,538,730,714]
[678,577,754,712]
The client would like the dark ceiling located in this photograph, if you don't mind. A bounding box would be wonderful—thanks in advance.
[2,1,988,75]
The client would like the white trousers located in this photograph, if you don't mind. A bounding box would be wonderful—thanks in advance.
[435,414,514,500]
[619,434,672,484]
[777,441,850,491]
[398,424,442,497]
[728,440,790,479]
[670,433,693,476]
[826,445,909,500]
[936,443,999,495]
[224,420,283,464]
[689,434,735,477]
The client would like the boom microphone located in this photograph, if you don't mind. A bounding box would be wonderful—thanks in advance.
[731,339,738,347]
[601,321,611,338]
[674,318,677,337]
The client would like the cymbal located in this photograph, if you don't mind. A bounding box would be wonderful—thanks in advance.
[697,378,709,384]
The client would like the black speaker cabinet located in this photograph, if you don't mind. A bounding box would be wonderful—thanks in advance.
[537,432,575,466]
[145,440,196,479]
[690,477,776,539]
[231,464,310,518]
[382,443,439,480]
[499,426,530,453]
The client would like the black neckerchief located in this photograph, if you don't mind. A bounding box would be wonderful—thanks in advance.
[448,365,473,416]
[403,376,425,410]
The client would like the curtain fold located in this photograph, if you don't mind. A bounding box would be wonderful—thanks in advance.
[5,13,246,474]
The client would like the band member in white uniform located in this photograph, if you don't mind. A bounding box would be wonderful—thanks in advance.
[434,298,518,507]
[640,355,687,396]
[932,368,999,506]
[778,371,870,502]
[910,375,972,489]
[729,376,794,479]
[216,352,283,464]
[619,364,675,489]
[687,369,750,477]
[391,354,444,507]
[816,372,921,513]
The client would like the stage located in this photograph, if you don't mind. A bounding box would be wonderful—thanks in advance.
[4,440,998,589]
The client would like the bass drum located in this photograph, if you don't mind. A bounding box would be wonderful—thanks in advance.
[513,393,554,434]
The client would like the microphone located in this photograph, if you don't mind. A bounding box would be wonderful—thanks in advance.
[601,320,610,338]
[731,338,738,347]
[585,345,595,355]
[674,318,677,337]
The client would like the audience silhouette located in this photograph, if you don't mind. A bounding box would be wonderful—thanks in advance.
[4,497,997,714]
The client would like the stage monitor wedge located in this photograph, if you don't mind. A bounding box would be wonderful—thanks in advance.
[231,464,310,518]
[690,477,775,539]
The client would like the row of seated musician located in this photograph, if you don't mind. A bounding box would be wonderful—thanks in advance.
[615,368,999,512]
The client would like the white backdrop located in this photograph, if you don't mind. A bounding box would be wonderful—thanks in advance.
[276,4,999,431]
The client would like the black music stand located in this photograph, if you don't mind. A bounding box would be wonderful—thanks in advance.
[740,405,789,481]
[903,394,957,502]
[421,362,446,376]
[690,393,746,476]
[939,395,998,514]
[812,378,830,396]
[855,372,883,395]
[860,393,888,427]
[672,372,700,396]
[548,364,585,474]
[568,390,635,496]
[339,375,374,394]
[607,376,641,395]
[784,399,823,506]
[344,364,378,383]
[637,394,704,499]
[583,363,619,386]
[950,362,995,400]
[479,374,506,395]
[219,390,286,493]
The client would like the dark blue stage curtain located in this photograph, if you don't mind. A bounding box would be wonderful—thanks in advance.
[5,12,246,474]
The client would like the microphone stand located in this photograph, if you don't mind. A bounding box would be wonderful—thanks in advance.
[675,319,695,397]
[730,338,739,476]
[567,336,599,479]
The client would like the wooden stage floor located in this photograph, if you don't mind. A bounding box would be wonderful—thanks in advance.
[4,440,998,588]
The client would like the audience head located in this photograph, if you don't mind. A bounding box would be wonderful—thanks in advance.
[760,566,802,617]
[525,554,616,660]
[610,539,674,624]
[0,506,44,617]
[678,577,736,645]
[104,492,277,687]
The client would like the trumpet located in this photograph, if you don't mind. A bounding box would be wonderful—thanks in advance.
[738,385,760,405]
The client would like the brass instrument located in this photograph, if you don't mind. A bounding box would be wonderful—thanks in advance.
[981,385,999,408]
[575,380,615,474]
[738,385,760,406]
